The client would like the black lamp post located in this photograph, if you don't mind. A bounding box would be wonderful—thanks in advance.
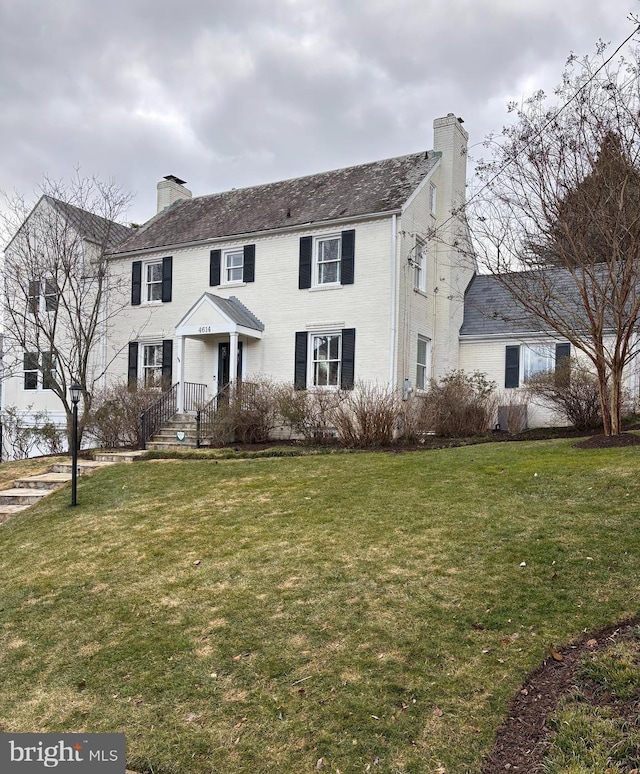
[70,382,82,507]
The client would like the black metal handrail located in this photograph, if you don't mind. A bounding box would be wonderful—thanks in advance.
[196,384,230,448]
[183,382,206,412]
[195,382,259,447]
[140,383,178,450]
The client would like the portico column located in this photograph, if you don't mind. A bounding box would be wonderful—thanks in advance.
[229,331,239,395]
[177,335,186,413]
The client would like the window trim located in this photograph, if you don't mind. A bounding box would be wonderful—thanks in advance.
[429,182,437,215]
[140,342,165,388]
[416,335,431,391]
[143,260,163,304]
[309,331,342,388]
[414,238,426,292]
[314,235,342,287]
[222,247,245,285]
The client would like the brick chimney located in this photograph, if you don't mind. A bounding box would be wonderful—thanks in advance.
[157,175,192,213]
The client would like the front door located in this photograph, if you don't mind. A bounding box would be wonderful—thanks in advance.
[217,341,243,389]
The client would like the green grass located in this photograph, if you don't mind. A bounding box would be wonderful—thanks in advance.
[543,630,640,773]
[0,439,639,773]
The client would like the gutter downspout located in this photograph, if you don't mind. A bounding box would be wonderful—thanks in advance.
[389,214,398,389]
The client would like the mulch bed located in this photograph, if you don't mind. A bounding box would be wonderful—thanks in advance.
[573,432,640,449]
[481,618,640,773]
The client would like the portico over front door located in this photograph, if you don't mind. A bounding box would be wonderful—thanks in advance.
[218,341,243,388]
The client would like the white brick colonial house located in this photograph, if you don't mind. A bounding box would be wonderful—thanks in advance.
[101,113,473,439]
[8,112,601,454]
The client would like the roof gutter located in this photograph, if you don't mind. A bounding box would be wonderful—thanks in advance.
[108,208,402,259]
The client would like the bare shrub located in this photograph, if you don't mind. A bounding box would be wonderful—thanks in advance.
[1,405,64,459]
[497,393,528,434]
[276,386,345,443]
[87,382,159,448]
[209,378,282,444]
[524,359,602,431]
[422,371,497,437]
[331,382,400,447]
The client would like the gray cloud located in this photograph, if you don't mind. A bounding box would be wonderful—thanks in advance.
[0,0,636,223]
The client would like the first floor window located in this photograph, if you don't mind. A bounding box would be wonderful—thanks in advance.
[312,333,341,386]
[416,336,431,390]
[42,351,57,390]
[316,236,341,285]
[143,343,164,387]
[145,261,163,302]
[224,249,244,283]
[23,352,38,390]
[522,344,555,381]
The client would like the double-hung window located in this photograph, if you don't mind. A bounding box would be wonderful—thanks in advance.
[224,249,244,283]
[414,239,426,292]
[312,333,342,387]
[142,343,164,388]
[505,343,571,388]
[27,278,58,314]
[23,352,39,390]
[23,351,56,391]
[316,236,341,286]
[416,336,431,390]
[145,261,163,302]
[522,344,555,381]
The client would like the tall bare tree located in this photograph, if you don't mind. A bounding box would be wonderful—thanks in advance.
[1,174,133,449]
[468,38,640,436]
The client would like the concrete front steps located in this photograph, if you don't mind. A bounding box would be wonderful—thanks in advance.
[145,414,201,451]
[0,455,137,524]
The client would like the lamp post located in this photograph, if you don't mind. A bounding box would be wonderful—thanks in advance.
[70,382,82,507]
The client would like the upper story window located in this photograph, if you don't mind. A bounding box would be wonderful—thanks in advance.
[132,257,172,306]
[27,278,58,314]
[145,261,163,302]
[210,245,256,287]
[429,183,437,215]
[315,236,341,286]
[224,249,244,283]
[414,239,426,292]
[298,231,355,290]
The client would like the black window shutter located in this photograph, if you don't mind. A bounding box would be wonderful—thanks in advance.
[341,328,356,389]
[299,236,312,289]
[243,244,255,283]
[162,339,173,387]
[555,343,570,367]
[210,250,221,287]
[131,262,142,306]
[505,345,520,388]
[555,342,571,386]
[161,256,173,302]
[341,230,355,285]
[128,342,138,389]
[294,332,308,390]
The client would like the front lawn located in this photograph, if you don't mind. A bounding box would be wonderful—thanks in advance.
[0,440,638,773]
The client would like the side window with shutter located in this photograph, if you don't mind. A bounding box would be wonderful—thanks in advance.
[505,345,520,388]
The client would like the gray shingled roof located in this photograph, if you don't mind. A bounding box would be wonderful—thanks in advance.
[113,151,441,255]
[460,268,627,336]
[206,294,265,331]
[47,196,132,249]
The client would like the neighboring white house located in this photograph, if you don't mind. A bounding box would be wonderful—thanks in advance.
[1,195,132,457]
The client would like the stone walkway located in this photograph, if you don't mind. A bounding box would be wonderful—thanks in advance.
[0,450,147,524]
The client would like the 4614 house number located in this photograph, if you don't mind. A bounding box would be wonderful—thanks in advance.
[198,326,212,334]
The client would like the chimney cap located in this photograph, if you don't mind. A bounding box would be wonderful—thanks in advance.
[163,174,187,185]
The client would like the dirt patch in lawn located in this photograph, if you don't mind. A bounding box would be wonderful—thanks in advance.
[481,618,640,773]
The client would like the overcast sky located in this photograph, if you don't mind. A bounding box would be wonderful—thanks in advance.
[1,0,638,224]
